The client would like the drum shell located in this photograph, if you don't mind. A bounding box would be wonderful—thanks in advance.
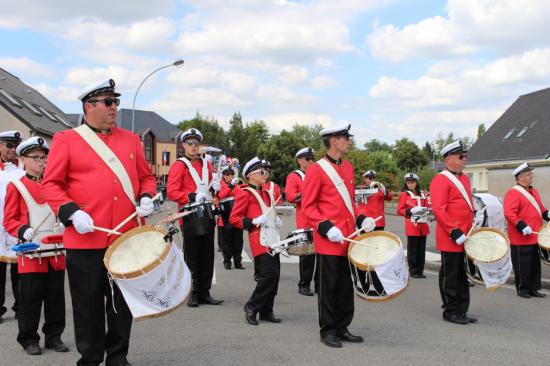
[182,202,215,237]
[219,198,235,229]
[285,229,314,256]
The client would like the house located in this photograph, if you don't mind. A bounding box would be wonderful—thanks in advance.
[465,87,550,206]
[0,68,73,141]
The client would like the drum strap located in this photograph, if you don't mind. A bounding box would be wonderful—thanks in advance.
[177,157,210,197]
[440,170,474,212]
[242,187,279,247]
[74,125,136,206]
[293,170,305,181]
[405,190,426,206]
[242,187,274,215]
[317,158,355,217]
[513,185,542,216]
[268,181,275,196]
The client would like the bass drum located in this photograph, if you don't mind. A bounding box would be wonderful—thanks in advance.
[537,225,550,266]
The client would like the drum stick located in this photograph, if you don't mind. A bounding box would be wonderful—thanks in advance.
[346,216,383,239]
[108,193,162,236]
[156,211,192,224]
[93,226,122,236]
[533,231,550,237]
[29,212,53,241]
[343,237,377,249]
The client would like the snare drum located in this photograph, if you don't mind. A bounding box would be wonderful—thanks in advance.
[347,231,408,302]
[464,228,512,290]
[218,197,234,228]
[104,225,191,320]
[411,209,435,224]
[182,202,215,236]
[285,229,314,256]
[0,231,18,263]
[354,188,377,204]
[537,225,550,266]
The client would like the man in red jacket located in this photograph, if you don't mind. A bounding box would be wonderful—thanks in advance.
[430,140,477,325]
[4,137,68,356]
[285,147,316,296]
[302,123,376,348]
[503,163,548,298]
[41,79,157,366]
[357,170,393,230]
[218,165,244,270]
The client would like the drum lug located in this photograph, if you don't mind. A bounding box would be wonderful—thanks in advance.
[163,224,180,243]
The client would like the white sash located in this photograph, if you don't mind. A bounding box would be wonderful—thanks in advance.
[405,190,426,206]
[242,187,280,247]
[512,185,542,216]
[267,181,275,196]
[317,158,355,217]
[74,125,136,205]
[440,170,474,212]
[294,170,305,181]
[178,157,210,198]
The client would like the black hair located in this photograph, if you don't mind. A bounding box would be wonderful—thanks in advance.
[401,180,421,195]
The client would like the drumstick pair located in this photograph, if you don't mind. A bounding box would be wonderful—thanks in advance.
[346,216,382,239]
[108,192,162,236]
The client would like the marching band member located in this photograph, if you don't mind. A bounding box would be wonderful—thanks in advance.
[285,147,316,296]
[397,173,430,278]
[230,157,283,325]
[302,123,376,348]
[430,140,477,325]
[218,165,244,270]
[4,137,68,355]
[358,170,393,230]
[0,130,24,324]
[167,128,223,308]
[503,163,548,298]
[42,79,157,366]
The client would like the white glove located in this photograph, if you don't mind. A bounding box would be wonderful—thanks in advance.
[252,215,267,226]
[212,179,221,191]
[53,223,65,234]
[455,234,467,245]
[71,210,94,234]
[361,217,376,232]
[195,192,207,203]
[275,216,283,229]
[23,227,34,241]
[522,226,533,236]
[231,177,239,185]
[136,196,154,217]
[327,226,345,243]
[411,206,427,215]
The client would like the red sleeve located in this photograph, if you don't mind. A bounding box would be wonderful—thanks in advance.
[218,180,237,199]
[3,183,28,239]
[302,164,326,229]
[166,161,190,205]
[284,173,301,203]
[134,134,157,198]
[229,188,249,229]
[40,131,73,215]
[503,190,522,226]
[397,192,408,217]
[430,175,458,234]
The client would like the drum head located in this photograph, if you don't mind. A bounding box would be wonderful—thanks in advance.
[348,231,401,271]
[104,225,170,279]
[464,228,509,263]
[538,225,550,250]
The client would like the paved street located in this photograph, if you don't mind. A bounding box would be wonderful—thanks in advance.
[1,204,549,366]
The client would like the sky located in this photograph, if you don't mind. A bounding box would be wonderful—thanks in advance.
[1,0,550,147]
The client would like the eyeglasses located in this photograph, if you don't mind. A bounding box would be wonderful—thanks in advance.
[250,169,269,176]
[223,172,235,176]
[458,154,468,160]
[26,155,47,162]
[0,141,19,149]
[184,141,200,147]
[87,97,120,107]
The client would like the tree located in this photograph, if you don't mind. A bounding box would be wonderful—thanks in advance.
[477,123,486,139]
[227,112,245,157]
[392,138,428,171]
[348,149,399,189]
[290,123,324,151]
[177,112,228,151]
[257,130,306,186]
[422,142,434,162]
[240,120,270,164]
[364,139,392,153]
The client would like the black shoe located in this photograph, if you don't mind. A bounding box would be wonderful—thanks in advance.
[518,292,531,299]
[198,295,224,305]
[443,313,469,325]
[45,340,69,352]
[298,287,314,296]
[530,290,546,298]
[418,274,426,278]
[24,343,42,355]
[259,312,281,323]
[224,262,232,270]
[187,294,199,307]
[320,333,342,348]
[411,274,420,278]
[234,263,245,270]
[244,306,258,325]
[337,330,363,343]
[468,281,475,287]
[462,314,478,323]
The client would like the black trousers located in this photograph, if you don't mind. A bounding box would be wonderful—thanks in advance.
[298,254,316,289]
[356,226,385,294]
[182,228,215,298]
[439,251,470,316]
[407,236,427,275]
[510,244,541,294]
[17,265,65,348]
[66,249,133,366]
[221,227,244,265]
[246,253,280,314]
[0,262,19,316]
[317,254,354,336]
[217,226,223,251]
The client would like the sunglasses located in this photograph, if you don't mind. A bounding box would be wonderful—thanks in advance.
[223,172,235,176]
[88,97,120,107]
[300,156,313,161]
[0,141,19,149]
[458,154,468,160]
[184,141,200,147]
[250,169,269,176]
[26,155,47,162]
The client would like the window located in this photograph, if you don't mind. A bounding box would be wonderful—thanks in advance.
[0,89,23,107]
[503,128,515,140]
[52,113,74,128]
[143,133,154,164]
[19,98,42,115]
[516,126,528,137]
[37,106,57,122]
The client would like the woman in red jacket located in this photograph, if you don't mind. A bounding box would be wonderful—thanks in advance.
[397,173,430,278]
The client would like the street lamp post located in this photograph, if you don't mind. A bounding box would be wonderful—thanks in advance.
[131,59,184,132]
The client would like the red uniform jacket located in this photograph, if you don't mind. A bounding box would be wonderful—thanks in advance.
[429,171,474,252]
[396,191,430,237]
[503,186,547,245]
[229,185,272,257]
[166,157,213,209]
[302,157,363,256]
[285,170,307,229]
[263,181,282,204]
[4,176,65,273]
[357,186,393,228]
[41,126,156,249]
[217,178,240,227]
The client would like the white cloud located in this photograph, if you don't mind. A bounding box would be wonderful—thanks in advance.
[260,112,334,133]
[0,57,53,77]
[311,76,338,89]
